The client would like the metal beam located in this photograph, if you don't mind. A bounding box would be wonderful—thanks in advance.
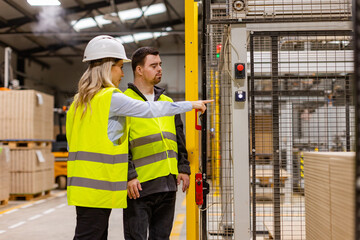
[0,39,49,69]
[163,0,178,44]
[246,21,352,32]
[0,29,186,37]
[164,0,184,23]
[3,0,36,21]
[32,52,187,58]
[3,0,73,65]
[4,29,186,56]
[0,0,133,29]
[131,0,160,46]
[131,0,156,29]
[74,0,85,8]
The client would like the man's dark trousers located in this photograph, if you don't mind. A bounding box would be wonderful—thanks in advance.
[123,191,176,240]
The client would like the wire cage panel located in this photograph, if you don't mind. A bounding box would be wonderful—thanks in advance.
[249,31,354,240]
[210,0,352,23]
[204,1,354,239]
[204,24,236,239]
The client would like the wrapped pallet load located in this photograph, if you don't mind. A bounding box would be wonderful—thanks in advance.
[304,152,355,240]
[0,90,54,140]
[9,148,54,196]
[0,90,55,199]
[0,145,10,205]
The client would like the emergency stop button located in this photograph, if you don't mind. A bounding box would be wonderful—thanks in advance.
[234,63,245,79]
[237,64,244,71]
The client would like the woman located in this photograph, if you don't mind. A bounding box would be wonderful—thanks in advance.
[66,35,211,240]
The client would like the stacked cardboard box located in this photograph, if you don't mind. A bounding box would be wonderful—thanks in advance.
[0,90,54,140]
[249,115,273,163]
[0,90,55,195]
[0,146,10,202]
[9,148,54,194]
[330,153,354,240]
[304,152,355,240]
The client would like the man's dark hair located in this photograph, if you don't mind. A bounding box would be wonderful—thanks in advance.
[131,47,159,72]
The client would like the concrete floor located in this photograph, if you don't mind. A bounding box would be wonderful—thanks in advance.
[0,190,187,240]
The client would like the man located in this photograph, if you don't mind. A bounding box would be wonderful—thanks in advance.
[123,47,190,240]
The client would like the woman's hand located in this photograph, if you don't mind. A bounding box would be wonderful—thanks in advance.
[190,100,214,114]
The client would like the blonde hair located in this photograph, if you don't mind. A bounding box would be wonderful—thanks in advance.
[74,58,118,117]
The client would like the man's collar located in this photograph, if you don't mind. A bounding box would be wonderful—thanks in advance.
[127,83,166,101]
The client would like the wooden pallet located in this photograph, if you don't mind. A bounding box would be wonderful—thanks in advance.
[0,199,8,206]
[0,141,52,149]
[9,190,51,201]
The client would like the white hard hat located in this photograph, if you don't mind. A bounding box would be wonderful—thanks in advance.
[83,35,131,62]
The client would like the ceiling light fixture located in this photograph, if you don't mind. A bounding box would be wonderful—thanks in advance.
[143,3,167,16]
[117,31,169,44]
[71,3,166,31]
[27,0,61,6]
[118,3,166,21]
[71,18,97,31]
[118,35,135,44]
[71,16,112,31]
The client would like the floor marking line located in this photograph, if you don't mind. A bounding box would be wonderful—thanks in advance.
[4,209,18,214]
[56,203,66,208]
[0,190,67,215]
[170,213,185,240]
[28,214,42,221]
[8,221,26,229]
[20,204,34,209]
[43,208,55,214]
[34,199,46,204]
[181,198,186,207]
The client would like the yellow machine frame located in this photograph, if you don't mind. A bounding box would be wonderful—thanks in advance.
[185,0,199,239]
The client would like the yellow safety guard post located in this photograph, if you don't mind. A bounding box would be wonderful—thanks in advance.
[185,0,199,239]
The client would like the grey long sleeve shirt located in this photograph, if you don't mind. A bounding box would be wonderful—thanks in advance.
[107,91,192,145]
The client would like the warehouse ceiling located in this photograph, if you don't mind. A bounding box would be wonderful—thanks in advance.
[0,0,189,68]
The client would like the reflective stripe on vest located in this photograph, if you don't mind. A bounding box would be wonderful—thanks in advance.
[129,131,177,149]
[67,177,127,191]
[124,88,178,183]
[66,87,129,209]
[68,151,127,164]
[133,150,178,168]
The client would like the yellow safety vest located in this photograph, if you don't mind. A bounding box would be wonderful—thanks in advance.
[124,88,178,183]
[66,87,128,209]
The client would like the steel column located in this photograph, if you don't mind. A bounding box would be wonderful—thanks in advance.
[271,35,281,240]
[230,25,250,239]
[185,0,199,239]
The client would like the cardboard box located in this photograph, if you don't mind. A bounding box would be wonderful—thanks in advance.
[0,90,54,140]
[0,146,10,201]
[304,152,355,240]
[9,147,54,194]
[10,148,54,172]
[10,169,54,194]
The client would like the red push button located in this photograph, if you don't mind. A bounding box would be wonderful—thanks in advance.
[237,64,244,71]
[234,63,245,79]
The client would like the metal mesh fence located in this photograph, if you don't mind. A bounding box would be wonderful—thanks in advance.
[203,1,354,239]
[249,30,354,240]
[203,24,236,239]
[209,0,352,23]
